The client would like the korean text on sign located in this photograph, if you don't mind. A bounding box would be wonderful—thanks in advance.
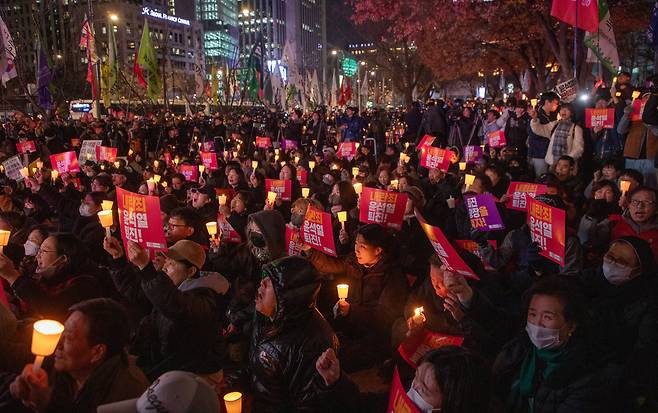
[117,188,167,258]
[527,198,566,265]
[358,187,407,230]
[505,182,548,211]
[465,194,505,231]
[301,206,336,256]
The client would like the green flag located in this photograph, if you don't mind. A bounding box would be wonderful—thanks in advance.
[108,27,119,98]
[137,20,162,101]
[100,62,111,108]
[584,0,620,74]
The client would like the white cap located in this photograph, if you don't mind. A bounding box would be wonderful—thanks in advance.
[97,371,219,413]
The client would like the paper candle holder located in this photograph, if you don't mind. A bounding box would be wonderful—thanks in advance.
[308,161,315,171]
[620,180,631,193]
[218,194,228,206]
[267,191,277,204]
[97,210,113,238]
[101,200,114,211]
[206,221,218,236]
[301,187,310,198]
[530,98,537,107]
[252,161,258,170]
[337,284,349,301]
[0,230,10,252]
[153,174,161,184]
[337,211,347,223]
[31,319,64,372]
[198,165,205,174]
[459,162,466,171]
[224,392,242,413]
[353,183,363,195]
[465,174,476,186]
[351,167,359,177]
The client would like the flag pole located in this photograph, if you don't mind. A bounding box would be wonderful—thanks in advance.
[87,0,100,118]
[573,1,578,80]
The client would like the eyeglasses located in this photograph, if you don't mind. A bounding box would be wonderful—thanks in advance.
[630,200,656,208]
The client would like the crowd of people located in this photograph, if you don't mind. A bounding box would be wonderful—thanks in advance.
[0,72,656,413]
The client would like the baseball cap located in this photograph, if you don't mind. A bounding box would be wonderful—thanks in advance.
[97,371,219,413]
[159,240,206,269]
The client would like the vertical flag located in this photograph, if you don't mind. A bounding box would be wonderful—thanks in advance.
[80,15,98,99]
[360,71,368,102]
[246,35,265,101]
[584,0,620,74]
[210,64,218,104]
[0,15,17,87]
[137,20,162,101]
[36,43,52,111]
[648,1,658,52]
[100,62,110,107]
[330,68,338,107]
[133,51,146,88]
[193,38,205,97]
[338,77,352,106]
[107,26,119,101]
[550,0,599,32]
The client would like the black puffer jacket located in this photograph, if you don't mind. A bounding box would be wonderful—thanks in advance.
[110,258,230,380]
[250,256,339,412]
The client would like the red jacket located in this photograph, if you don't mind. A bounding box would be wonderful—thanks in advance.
[611,214,658,259]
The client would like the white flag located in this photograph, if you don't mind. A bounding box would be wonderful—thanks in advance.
[0,16,17,87]
[360,71,368,98]
[330,69,338,107]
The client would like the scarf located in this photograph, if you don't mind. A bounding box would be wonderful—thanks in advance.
[511,345,569,413]
[551,121,573,158]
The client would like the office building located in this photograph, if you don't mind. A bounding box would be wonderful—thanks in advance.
[196,0,240,63]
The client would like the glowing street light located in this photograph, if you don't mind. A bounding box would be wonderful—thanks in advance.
[242,8,250,16]
[331,50,338,56]
[109,13,119,21]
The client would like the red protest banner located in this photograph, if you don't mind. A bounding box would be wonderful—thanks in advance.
[301,206,336,256]
[585,108,615,128]
[117,187,167,259]
[415,211,479,280]
[49,151,80,174]
[255,136,271,149]
[416,134,435,151]
[631,97,648,122]
[218,214,242,243]
[285,225,303,256]
[265,178,293,201]
[96,146,118,162]
[179,165,199,182]
[296,167,308,186]
[528,198,566,265]
[487,130,507,148]
[16,141,36,154]
[358,187,407,231]
[201,152,219,170]
[419,146,451,172]
[506,182,548,211]
[337,142,357,160]
[455,239,497,271]
[387,367,421,413]
[398,329,465,368]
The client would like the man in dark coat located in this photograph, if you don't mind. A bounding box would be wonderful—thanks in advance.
[250,256,339,412]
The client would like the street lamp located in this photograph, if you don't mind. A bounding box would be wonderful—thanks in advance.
[242,8,250,16]
[370,71,375,76]
[109,13,119,22]
[360,61,366,66]
[56,54,62,59]
[331,50,338,56]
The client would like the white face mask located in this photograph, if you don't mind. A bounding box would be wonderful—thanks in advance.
[526,322,562,350]
[24,240,39,257]
[602,259,638,286]
[406,386,439,412]
[79,204,94,217]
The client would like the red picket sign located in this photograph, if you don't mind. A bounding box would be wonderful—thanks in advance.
[631,97,648,122]
[265,178,293,201]
[96,146,118,162]
[49,151,80,174]
[585,108,615,128]
[117,187,168,259]
[387,367,421,413]
[255,136,271,149]
[16,141,37,154]
[419,146,451,172]
[296,167,308,186]
[179,165,199,182]
[398,329,465,369]
[358,187,407,231]
[301,206,336,256]
[415,211,479,280]
[218,214,242,243]
[337,142,357,160]
[527,198,566,265]
[285,225,304,256]
[416,134,435,151]
[505,182,548,211]
[487,130,507,148]
[201,152,219,170]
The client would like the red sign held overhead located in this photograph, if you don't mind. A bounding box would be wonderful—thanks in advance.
[16,141,37,154]
[358,187,407,231]
[265,178,293,201]
[117,187,168,259]
[527,198,566,266]
[337,142,357,160]
[96,146,118,162]
[179,165,199,182]
[255,136,271,149]
[398,329,464,369]
[419,146,451,172]
[300,206,336,256]
[505,182,548,211]
[49,151,80,174]
[201,152,219,170]
[487,130,506,148]
[416,134,435,151]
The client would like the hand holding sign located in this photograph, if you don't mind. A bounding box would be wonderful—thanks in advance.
[127,240,149,270]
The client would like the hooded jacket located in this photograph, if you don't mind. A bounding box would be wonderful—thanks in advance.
[250,256,339,412]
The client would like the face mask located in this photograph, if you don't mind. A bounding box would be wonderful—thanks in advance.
[525,322,562,350]
[36,256,65,278]
[602,259,637,285]
[291,213,305,228]
[249,232,267,248]
[24,240,39,257]
[406,387,437,413]
[79,204,94,217]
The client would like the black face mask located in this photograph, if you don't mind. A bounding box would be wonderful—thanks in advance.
[249,232,267,248]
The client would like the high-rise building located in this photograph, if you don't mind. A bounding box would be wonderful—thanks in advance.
[196,0,240,63]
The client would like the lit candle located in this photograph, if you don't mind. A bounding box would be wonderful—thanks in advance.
[274,148,280,155]
[51,169,59,183]
[198,165,205,174]
[404,142,410,149]
[20,167,29,178]
[480,145,485,152]
[390,179,399,190]
[620,180,631,194]
[146,178,155,192]
[153,174,161,184]
[252,160,258,170]
[279,161,286,167]
[86,153,92,160]
[0,165,4,173]
[302,187,310,198]
[31,320,64,373]
[355,142,360,149]
[351,167,359,177]
[36,161,43,170]
[206,221,218,237]
[465,174,475,187]
[308,161,315,171]
[267,191,277,205]
[632,91,641,100]
[0,229,10,253]
[224,392,242,413]
[413,306,426,325]
[101,200,114,211]
[173,157,180,166]
[128,149,134,156]
[31,167,37,174]
[353,183,363,195]
[100,165,105,171]
[459,162,466,171]
[114,161,120,169]
[218,194,227,206]
[337,211,347,230]
[97,210,113,237]
[161,181,168,188]
[233,151,238,158]
[336,283,349,301]
[294,156,300,164]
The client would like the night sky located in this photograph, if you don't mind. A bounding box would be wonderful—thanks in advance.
[325,0,366,49]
